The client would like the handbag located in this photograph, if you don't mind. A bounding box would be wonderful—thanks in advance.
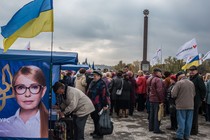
[158,103,164,121]
[98,110,114,135]
[116,79,123,95]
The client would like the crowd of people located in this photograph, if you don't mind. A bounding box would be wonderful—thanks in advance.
[55,65,210,140]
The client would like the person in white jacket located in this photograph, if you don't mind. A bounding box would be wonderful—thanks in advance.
[74,68,87,93]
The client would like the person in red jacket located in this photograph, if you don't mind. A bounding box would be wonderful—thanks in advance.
[136,70,147,111]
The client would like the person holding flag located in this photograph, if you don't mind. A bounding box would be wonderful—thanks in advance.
[188,65,206,135]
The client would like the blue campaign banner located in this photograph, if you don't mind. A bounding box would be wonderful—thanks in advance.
[0,60,50,138]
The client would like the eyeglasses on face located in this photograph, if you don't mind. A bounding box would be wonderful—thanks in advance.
[14,84,44,95]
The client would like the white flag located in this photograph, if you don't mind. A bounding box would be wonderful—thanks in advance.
[151,48,161,66]
[24,42,30,50]
[202,51,210,62]
[199,53,203,65]
[176,38,198,60]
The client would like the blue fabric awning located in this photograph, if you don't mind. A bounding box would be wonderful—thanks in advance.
[61,64,89,72]
[0,49,78,65]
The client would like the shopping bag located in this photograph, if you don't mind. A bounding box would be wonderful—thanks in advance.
[98,110,114,135]
[158,103,164,121]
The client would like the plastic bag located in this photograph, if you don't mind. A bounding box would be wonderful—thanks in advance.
[158,103,164,121]
[98,110,114,135]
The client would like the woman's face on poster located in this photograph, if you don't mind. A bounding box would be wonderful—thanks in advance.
[13,74,46,111]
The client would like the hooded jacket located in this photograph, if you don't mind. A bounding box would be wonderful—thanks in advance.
[75,73,87,93]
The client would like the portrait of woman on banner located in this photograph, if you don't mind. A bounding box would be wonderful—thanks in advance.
[0,65,48,138]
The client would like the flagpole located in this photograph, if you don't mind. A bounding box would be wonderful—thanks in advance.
[49,2,54,131]
[49,26,54,132]
[161,45,163,65]
[49,28,54,129]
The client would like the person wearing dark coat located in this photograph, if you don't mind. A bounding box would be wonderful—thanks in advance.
[86,70,110,139]
[189,66,206,135]
[166,75,177,130]
[108,70,123,116]
[163,71,172,115]
[116,73,132,117]
[127,71,136,116]
[206,78,210,122]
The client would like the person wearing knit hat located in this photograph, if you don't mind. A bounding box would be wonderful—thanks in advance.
[170,75,177,82]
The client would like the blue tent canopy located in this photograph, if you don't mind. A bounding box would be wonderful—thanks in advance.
[61,64,89,72]
[0,49,78,65]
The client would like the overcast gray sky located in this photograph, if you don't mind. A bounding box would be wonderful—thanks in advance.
[0,0,210,65]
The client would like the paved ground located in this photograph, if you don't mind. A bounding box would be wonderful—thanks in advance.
[85,110,210,140]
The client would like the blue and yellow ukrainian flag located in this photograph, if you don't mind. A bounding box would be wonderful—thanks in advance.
[1,0,53,52]
[181,55,200,70]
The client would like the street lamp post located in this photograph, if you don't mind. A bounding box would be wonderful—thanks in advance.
[141,9,150,72]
